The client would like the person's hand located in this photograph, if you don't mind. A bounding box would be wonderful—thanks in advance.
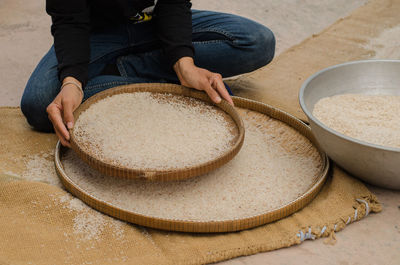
[173,57,234,105]
[46,77,83,147]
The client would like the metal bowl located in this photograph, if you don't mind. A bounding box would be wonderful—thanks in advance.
[300,60,400,190]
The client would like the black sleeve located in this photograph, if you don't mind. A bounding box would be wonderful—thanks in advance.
[154,0,194,69]
[46,0,91,88]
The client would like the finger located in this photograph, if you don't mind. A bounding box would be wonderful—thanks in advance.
[202,80,221,104]
[62,99,75,130]
[47,105,70,141]
[212,77,234,106]
[54,126,71,148]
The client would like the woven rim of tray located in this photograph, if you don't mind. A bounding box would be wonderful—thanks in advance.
[56,96,330,233]
[69,83,245,181]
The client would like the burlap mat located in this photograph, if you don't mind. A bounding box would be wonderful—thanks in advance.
[3,0,396,262]
[0,106,381,265]
[227,0,400,121]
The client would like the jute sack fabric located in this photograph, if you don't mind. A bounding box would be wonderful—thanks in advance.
[0,107,380,265]
[227,0,400,121]
[3,0,397,262]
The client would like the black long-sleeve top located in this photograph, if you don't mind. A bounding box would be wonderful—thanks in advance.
[46,0,194,88]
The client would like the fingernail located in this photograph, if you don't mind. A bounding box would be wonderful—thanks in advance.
[216,96,221,103]
[67,122,73,129]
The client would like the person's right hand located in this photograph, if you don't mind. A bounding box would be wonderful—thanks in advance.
[46,77,83,147]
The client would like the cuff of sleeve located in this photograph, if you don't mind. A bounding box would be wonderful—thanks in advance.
[58,64,88,89]
[167,46,195,69]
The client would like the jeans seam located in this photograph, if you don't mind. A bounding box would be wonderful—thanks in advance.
[85,81,127,91]
[192,28,236,41]
[193,39,232,45]
[116,56,128,77]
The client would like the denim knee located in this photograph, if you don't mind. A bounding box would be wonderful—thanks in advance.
[20,46,60,132]
[260,27,276,65]
[20,77,57,133]
[245,25,276,69]
[226,20,276,75]
[20,92,53,132]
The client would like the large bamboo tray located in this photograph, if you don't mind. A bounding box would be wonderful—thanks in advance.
[56,96,330,233]
[69,83,245,181]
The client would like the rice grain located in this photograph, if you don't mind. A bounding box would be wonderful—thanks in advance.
[313,94,400,148]
[63,108,322,222]
[73,92,238,171]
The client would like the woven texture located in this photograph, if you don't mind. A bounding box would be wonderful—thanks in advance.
[57,96,329,233]
[2,0,396,261]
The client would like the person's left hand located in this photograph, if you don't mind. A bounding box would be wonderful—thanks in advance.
[173,57,234,105]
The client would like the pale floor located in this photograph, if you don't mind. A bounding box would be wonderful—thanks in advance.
[1,1,399,264]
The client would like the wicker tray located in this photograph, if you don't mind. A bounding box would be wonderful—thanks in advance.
[69,83,245,181]
[56,96,330,233]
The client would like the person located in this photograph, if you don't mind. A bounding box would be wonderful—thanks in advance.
[20,0,275,147]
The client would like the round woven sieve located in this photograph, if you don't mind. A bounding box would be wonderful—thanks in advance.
[69,83,245,181]
[57,96,330,233]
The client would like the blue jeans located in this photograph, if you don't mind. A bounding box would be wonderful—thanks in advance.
[21,10,275,132]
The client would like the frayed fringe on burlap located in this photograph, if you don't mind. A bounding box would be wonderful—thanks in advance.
[295,194,381,245]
